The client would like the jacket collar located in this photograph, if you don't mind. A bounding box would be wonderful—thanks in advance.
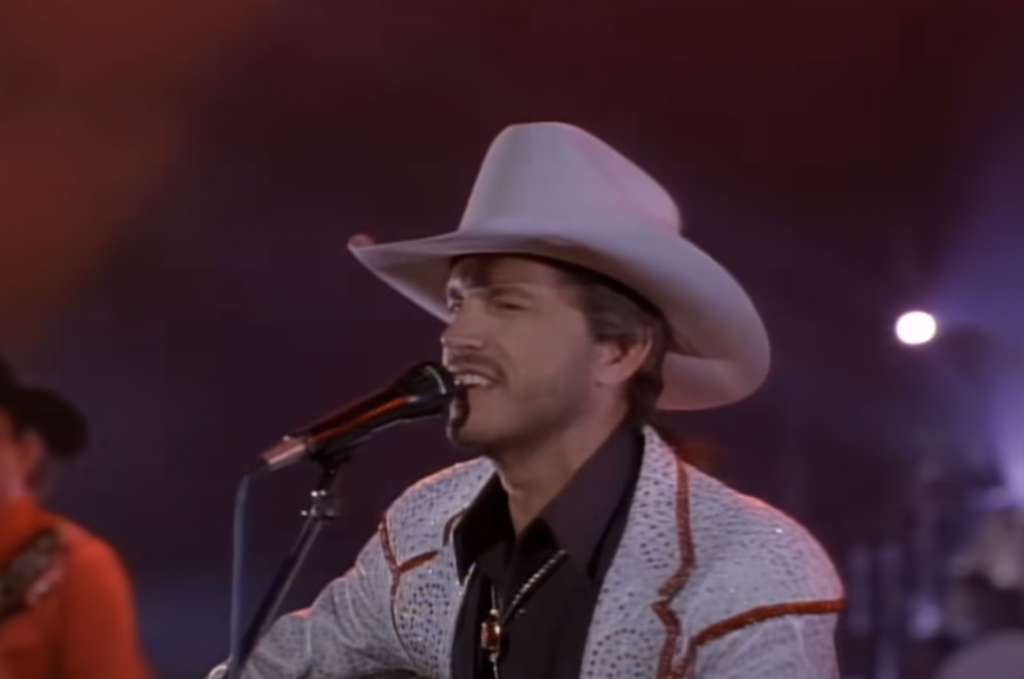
[579,426,693,679]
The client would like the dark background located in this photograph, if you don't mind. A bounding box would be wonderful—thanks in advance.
[2,1,1024,676]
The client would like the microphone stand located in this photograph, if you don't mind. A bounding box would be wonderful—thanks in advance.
[229,457,347,679]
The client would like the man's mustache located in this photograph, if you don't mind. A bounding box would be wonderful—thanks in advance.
[444,354,505,382]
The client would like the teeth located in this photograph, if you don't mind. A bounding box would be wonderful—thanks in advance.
[454,373,494,387]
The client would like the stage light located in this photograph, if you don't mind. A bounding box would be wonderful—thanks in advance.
[896,311,938,345]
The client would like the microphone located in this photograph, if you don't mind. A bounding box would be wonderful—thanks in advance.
[255,362,456,473]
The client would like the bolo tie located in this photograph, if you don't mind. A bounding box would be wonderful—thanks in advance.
[479,549,567,679]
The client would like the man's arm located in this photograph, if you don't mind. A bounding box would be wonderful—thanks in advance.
[57,536,155,679]
[691,611,840,679]
[207,527,406,679]
[680,495,845,679]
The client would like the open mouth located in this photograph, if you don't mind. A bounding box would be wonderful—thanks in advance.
[453,372,496,389]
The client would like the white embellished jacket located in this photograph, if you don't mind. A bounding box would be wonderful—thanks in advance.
[210,428,845,679]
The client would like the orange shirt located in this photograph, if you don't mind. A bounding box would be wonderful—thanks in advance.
[0,498,154,679]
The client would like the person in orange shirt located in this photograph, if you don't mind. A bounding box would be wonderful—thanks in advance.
[0,357,154,679]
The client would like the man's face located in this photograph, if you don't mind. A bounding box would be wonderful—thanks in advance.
[441,256,601,451]
[0,410,38,503]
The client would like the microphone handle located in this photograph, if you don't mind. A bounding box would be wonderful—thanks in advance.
[258,436,311,474]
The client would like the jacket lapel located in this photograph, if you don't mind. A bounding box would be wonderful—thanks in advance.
[580,428,694,679]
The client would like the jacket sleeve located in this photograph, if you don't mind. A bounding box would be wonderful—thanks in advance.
[56,535,155,679]
[206,527,407,679]
[680,489,845,679]
[691,611,840,679]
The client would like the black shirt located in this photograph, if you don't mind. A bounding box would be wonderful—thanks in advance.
[451,424,643,679]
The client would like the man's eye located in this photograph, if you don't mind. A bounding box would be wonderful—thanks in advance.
[493,300,524,311]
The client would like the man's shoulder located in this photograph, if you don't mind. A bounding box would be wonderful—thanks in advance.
[54,519,130,576]
[380,458,493,559]
[684,467,844,609]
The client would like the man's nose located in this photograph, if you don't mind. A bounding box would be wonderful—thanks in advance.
[441,308,486,353]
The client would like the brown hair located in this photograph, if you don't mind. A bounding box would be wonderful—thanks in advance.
[551,263,667,425]
[551,260,714,471]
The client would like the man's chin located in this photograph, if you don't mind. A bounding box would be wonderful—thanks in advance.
[447,413,510,453]
[446,420,487,450]
[447,393,493,449]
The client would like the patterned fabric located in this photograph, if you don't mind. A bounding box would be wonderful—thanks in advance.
[209,428,844,679]
[0,528,61,628]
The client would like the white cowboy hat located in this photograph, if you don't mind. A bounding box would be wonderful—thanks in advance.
[348,122,770,410]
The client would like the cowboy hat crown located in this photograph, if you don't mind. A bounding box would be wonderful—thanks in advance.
[460,123,680,239]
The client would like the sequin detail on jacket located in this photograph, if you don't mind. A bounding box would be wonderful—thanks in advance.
[207,427,845,679]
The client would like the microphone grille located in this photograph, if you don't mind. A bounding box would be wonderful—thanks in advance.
[397,361,456,401]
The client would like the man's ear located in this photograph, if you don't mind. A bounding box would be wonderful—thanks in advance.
[15,429,46,482]
[594,334,653,388]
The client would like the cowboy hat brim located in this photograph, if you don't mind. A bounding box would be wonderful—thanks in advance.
[348,214,770,411]
[2,386,88,459]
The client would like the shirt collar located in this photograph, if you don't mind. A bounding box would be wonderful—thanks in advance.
[453,422,642,579]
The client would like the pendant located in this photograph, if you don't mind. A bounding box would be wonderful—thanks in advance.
[480,607,503,661]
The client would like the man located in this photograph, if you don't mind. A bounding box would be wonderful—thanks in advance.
[213,122,844,678]
[0,357,154,679]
